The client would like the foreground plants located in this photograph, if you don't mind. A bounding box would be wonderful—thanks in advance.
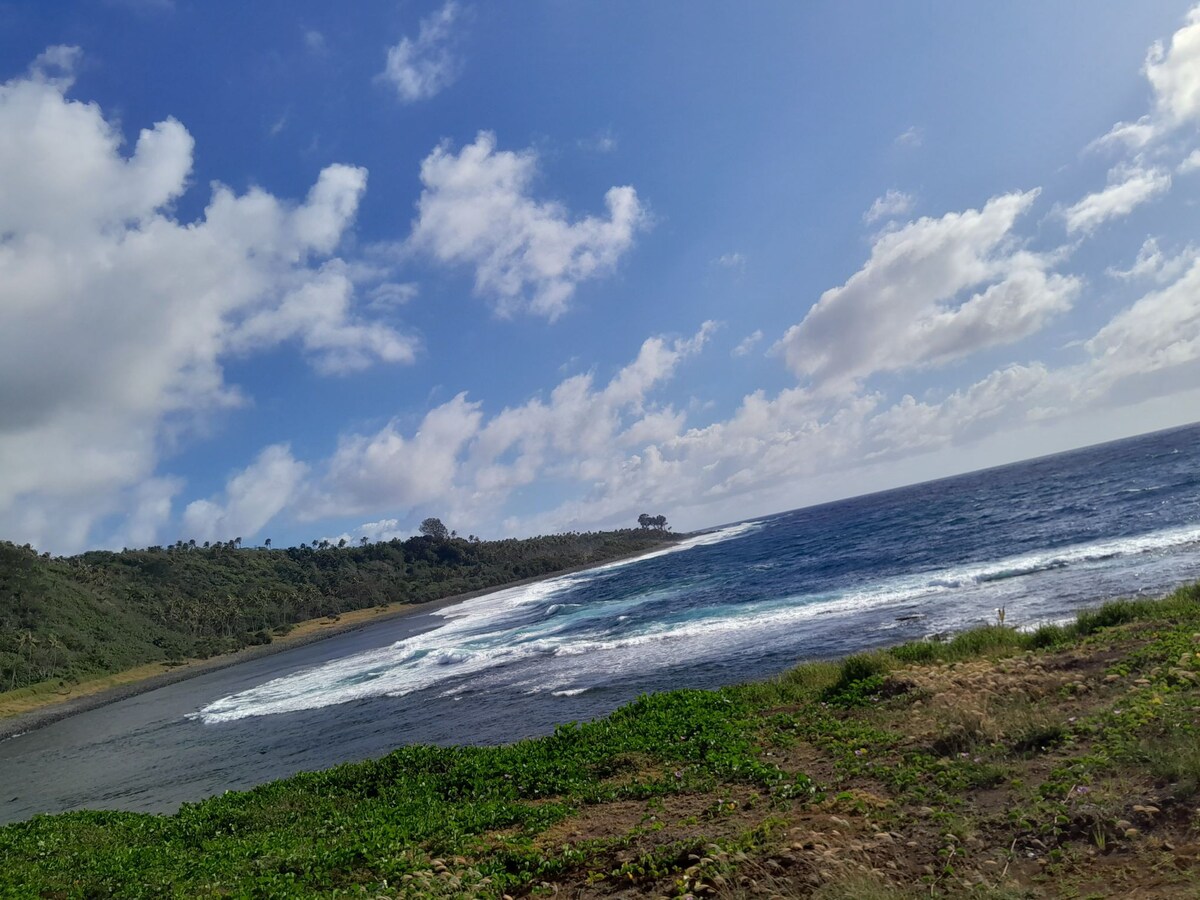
[5,583,1200,897]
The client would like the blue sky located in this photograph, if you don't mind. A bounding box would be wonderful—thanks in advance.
[2,1,1200,552]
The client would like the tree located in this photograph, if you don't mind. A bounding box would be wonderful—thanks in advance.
[360,536,368,547]
[264,538,272,549]
[637,513,652,529]
[419,517,450,540]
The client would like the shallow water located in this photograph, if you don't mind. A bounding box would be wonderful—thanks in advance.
[4,423,1200,823]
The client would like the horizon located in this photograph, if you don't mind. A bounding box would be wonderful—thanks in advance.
[3,3,1200,553]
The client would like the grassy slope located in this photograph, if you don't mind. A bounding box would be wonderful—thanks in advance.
[5,586,1200,897]
[0,530,678,693]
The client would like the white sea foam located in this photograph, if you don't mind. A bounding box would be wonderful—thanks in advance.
[195,521,762,723]
[194,520,1198,724]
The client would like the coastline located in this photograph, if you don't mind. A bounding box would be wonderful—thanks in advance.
[0,543,678,742]
[8,583,1200,896]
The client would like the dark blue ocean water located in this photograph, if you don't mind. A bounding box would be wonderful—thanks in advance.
[4,424,1200,822]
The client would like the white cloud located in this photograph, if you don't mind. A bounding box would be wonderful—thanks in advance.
[713,251,746,269]
[777,191,1078,390]
[731,330,763,358]
[1061,165,1171,234]
[409,131,646,318]
[894,125,923,147]
[1086,255,1200,387]
[0,55,411,551]
[515,253,1200,533]
[312,394,485,519]
[1106,236,1196,284]
[1099,6,1200,149]
[112,477,183,549]
[1180,148,1200,172]
[358,518,407,542]
[378,1,462,103]
[300,323,716,525]
[183,445,308,543]
[229,263,418,374]
[863,189,914,224]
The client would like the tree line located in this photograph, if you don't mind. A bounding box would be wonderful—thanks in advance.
[0,525,679,693]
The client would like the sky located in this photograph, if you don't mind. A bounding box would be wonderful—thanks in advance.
[2,1,1200,553]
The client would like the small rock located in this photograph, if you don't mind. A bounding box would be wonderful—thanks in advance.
[1164,841,1176,851]
[1125,828,1140,838]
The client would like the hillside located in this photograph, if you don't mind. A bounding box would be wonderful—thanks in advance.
[4,583,1200,897]
[0,529,679,693]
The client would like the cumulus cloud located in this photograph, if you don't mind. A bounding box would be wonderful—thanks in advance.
[378,1,462,103]
[777,191,1078,391]
[895,126,923,147]
[520,251,1200,533]
[0,54,411,551]
[183,445,308,543]
[313,394,485,519]
[228,264,418,374]
[1180,148,1200,172]
[863,189,914,224]
[1086,255,1200,386]
[296,323,716,526]
[409,131,646,318]
[1099,5,1200,149]
[1061,165,1171,234]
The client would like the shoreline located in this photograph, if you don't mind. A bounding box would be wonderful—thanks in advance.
[0,544,678,742]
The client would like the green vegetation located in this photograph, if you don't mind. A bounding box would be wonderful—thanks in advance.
[0,528,678,692]
[5,582,1200,897]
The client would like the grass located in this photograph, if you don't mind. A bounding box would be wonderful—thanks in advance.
[5,582,1200,897]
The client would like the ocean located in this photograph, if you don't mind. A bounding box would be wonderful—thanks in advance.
[3,423,1200,823]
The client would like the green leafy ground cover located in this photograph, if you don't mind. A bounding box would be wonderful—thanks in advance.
[5,584,1200,897]
[0,529,677,693]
